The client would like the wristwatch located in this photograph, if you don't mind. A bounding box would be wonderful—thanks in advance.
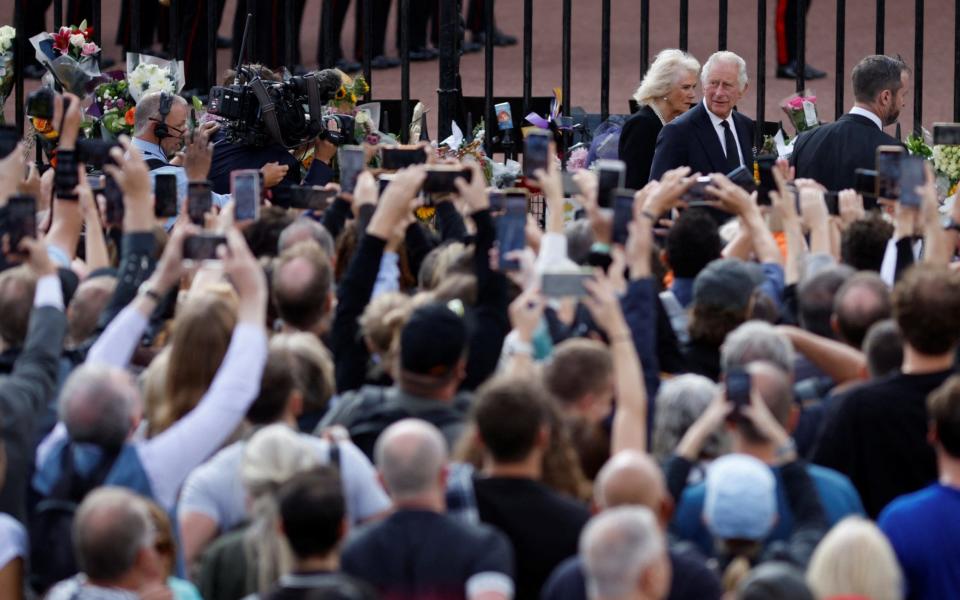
[138,281,163,303]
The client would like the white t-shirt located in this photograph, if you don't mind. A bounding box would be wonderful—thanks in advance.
[0,513,26,569]
[178,433,389,531]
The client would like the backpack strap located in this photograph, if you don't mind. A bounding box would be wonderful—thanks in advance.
[329,442,340,471]
[50,443,123,502]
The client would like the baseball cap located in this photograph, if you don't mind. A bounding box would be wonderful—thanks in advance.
[400,301,469,378]
[703,453,777,541]
[693,258,765,312]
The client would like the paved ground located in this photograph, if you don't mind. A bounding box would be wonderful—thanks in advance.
[3,0,958,139]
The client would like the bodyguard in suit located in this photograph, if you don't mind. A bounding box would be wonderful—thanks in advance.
[649,51,756,182]
[791,55,909,192]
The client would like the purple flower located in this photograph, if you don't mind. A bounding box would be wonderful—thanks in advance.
[116,99,124,109]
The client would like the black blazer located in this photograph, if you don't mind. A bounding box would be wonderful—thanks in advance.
[619,105,663,189]
[790,113,904,192]
[648,101,756,182]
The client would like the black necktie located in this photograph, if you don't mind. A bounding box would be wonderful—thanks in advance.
[721,120,741,171]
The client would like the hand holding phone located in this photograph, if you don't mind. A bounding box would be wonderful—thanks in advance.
[188,181,213,225]
[523,129,552,179]
[897,156,926,209]
[541,269,594,298]
[594,159,626,209]
[338,145,365,194]
[422,165,472,194]
[4,195,37,259]
[497,194,528,270]
[183,234,228,263]
[612,188,635,245]
[154,173,179,218]
[381,145,428,170]
[725,368,751,421]
[876,145,904,200]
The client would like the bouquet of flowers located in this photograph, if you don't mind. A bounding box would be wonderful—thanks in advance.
[30,21,105,98]
[126,53,185,104]
[92,76,136,137]
[0,26,15,123]
[330,73,369,113]
[781,92,819,134]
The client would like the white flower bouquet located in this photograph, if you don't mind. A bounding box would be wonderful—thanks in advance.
[30,21,106,98]
[126,53,185,104]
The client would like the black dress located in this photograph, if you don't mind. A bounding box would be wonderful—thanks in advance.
[619,104,664,189]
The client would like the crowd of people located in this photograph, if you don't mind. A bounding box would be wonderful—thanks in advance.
[0,17,958,600]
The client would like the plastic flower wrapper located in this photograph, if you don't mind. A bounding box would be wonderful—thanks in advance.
[89,73,136,138]
[0,26,15,124]
[781,91,819,134]
[126,53,185,104]
[30,22,106,98]
[490,158,522,189]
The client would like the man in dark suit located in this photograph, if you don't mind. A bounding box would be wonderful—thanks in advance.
[649,51,756,182]
[791,55,909,192]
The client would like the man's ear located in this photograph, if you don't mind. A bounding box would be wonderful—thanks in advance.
[287,390,304,418]
[536,425,551,449]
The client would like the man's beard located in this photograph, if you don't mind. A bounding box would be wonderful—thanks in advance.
[884,106,901,127]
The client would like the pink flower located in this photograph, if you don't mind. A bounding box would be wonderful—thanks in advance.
[81,42,98,57]
[566,147,589,171]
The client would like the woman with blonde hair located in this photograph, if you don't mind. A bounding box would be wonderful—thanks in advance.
[197,425,320,600]
[619,48,701,187]
[806,517,904,600]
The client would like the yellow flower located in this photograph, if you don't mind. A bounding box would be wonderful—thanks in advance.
[415,206,436,221]
[335,86,347,100]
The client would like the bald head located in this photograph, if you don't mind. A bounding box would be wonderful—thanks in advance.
[60,364,141,448]
[833,272,891,348]
[278,219,335,258]
[374,419,448,502]
[74,487,155,583]
[68,277,117,345]
[594,451,667,516]
[272,241,333,331]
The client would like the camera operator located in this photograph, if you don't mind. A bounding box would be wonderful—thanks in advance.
[208,67,303,195]
[132,92,230,216]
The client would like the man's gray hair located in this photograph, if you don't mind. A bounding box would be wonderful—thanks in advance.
[581,506,665,600]
[721,320,795,378]
[59,364,140,449]
[374,419,447,501]
[701,51,749,91]
[73,487,155,582]
[134,92,187,136]
[651,374,726,461]
[278,219,335,257]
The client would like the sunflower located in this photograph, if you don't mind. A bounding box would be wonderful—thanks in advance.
[335,86,347,100]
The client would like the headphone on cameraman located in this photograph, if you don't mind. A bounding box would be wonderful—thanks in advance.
[153,91,173,141]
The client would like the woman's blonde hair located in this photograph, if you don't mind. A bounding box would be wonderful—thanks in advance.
[150,292,238,436]
[633,49,701,107]
[806,517,904,600]
[241,425,320,596]
[268,332,336,416]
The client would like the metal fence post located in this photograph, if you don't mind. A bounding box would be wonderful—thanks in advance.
[437,0,460,140]
[484,0,495,153]
[796,0,806,91]
[562,0,572,157]
[914,0,923,135]
[169,0,181,59]
[679,0,688,51]
[756,0,766,149]
[601,0,611,122]
[836,0,846,120]
[719,0,728,50]
[876,0,885,54]
[640,0,650,78]
[321,0,334,68]
[54,0,63,30]
[131,0,141,53]
[955,0,960,121]
[13,0,24,134]
[208,0,219,91]
[523,0,533,117]
[400,0,410,142]
[363,0,373,101]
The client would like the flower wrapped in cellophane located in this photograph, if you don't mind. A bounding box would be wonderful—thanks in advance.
[126,53,185,104]
[30,21,106,98]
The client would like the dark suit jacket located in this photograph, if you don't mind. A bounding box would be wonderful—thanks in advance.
[790,113,903,192]
[0,304,66,523]
[649,102,756,182]
[619,105,663,189]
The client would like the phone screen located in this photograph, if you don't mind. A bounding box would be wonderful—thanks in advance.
[6,195,36,254]
[154,174,179,218]
[596,160,626,209]
[289,186,337,211]
[725,368,751,416]
[338,145,365,194]
[183,234,227,263]
[423,167,472,194]
[103,176,124,227]
[898,156,926,208]
[231,170,261,221]
[824,191,840,216]
[541,271,593,298]
[381,146,427,170]
[523,130,551,178]
[756,156,776,206]
[876,147,903,200]
[188,182,213,225]
[0,126,18,159]
[854,168,878,199]
[497,195,527,270]
[612,189,635,245]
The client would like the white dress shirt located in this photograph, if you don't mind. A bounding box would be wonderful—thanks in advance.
[849,106,884,130]
[703,99,745,168]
